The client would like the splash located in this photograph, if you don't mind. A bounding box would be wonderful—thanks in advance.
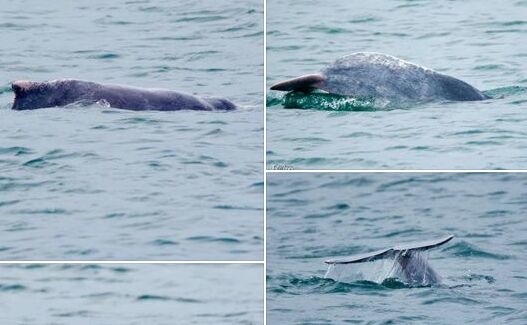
[282,91,378,111]
[324,257,400,284]
[324,251,437,287]
[268,85,527,111]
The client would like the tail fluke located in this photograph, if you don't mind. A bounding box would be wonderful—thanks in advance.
[324,235,453,265]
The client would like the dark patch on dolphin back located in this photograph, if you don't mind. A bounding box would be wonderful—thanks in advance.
[436,74,489,101]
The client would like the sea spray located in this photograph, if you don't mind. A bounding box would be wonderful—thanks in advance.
[324,251,437,286]
[283,91,378,111]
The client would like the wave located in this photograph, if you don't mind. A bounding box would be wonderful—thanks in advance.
[443,241,510,260]
[137,294,202,303]
[281,91,377,111]
[267,85,527,111]
[483,86,527,98]
[268,274,417,296]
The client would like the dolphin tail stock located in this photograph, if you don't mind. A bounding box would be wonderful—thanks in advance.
[324,235,454,265]
[270,73,325,92]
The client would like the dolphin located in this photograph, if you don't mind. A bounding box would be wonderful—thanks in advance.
[324,235,453,285]
[271,52,489,104]
[11,79,236,111]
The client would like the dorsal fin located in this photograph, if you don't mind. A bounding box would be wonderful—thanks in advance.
[270,73,325,92]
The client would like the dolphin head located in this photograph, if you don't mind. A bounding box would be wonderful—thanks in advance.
[270,73,326,92]
[203,97,237,111]
[11,80,72,110]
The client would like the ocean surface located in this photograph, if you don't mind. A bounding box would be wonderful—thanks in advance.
[267,0,527,169]
[0,0,263,260]
[267,173,527,324]
[0,263,263,324]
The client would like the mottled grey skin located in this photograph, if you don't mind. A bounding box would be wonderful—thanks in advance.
[271,52,489,103]
[11,79,236,111]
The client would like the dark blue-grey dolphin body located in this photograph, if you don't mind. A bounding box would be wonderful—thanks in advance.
[11,79,236,111]
[271,52,489,104]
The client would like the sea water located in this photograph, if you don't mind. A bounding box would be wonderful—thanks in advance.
[267,0,527,169]
[0,0,263,260]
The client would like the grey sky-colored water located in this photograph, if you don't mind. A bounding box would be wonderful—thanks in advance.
[0,264,263,325]
[0,0,263,260]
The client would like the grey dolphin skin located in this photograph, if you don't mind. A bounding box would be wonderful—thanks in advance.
[325,235,453,285]
[11,79,236,111]
[271,52,489,103]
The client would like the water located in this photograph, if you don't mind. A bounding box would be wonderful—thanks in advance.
[0,0,263,260]
[0,263,263,324]
[266,173,527,324]
[267,0,527,169]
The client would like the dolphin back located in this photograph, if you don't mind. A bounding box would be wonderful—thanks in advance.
[11,79,236,111]
[320,52,488,103]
